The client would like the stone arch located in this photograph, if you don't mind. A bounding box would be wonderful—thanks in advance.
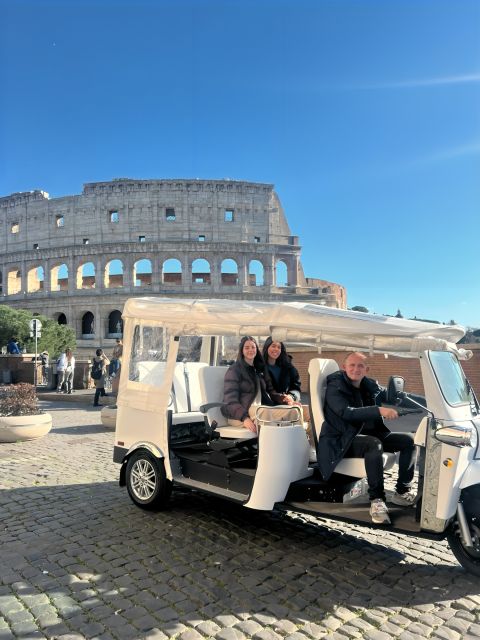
[27,266,44,293]
[248,260,264,286]
[51,263,69,292]
[162,258,182,285]
[76,262,96,289]
[192,258,211,285]
[0,269,2,294]
[133,259,152,287]
[55,312,67,325]
[276,260,288,287]
[108,310,123,337]
[81,311,95,338]
[221,258,239,286]
[105,259,124,288]
[7,268,22,295]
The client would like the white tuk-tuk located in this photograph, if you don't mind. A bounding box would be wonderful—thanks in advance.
[113,298,480,576]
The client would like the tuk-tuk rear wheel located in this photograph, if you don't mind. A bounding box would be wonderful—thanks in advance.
[126,450,172,510]
[447,516,480,578]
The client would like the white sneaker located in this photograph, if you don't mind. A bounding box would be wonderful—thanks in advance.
[390,491,417,507]
[370,499,391,524]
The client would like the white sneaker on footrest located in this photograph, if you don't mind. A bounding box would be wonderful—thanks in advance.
[370,499,391,524]
[390,491,417,507]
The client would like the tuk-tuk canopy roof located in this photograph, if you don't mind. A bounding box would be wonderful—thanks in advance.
[123,297,470,359]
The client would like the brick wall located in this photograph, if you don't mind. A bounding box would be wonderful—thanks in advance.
[290,345,480,398]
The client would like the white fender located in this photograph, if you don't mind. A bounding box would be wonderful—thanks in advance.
[245,424,312,510]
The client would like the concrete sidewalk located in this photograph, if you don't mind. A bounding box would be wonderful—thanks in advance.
[36,388,116,406]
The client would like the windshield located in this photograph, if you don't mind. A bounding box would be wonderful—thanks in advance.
[429,351,476,409]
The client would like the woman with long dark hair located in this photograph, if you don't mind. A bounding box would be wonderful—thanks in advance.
[262,337,301,404]
[222,336,284,433]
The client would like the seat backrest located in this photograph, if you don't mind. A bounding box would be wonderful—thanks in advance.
[198,366,229,426]
[308,358,340,443]
[171,362,208,413]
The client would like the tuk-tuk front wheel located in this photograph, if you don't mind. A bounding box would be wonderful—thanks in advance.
[126,450,172,510]
[447,515,480,578]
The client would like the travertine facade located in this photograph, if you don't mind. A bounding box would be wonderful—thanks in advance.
[0,178,346,353]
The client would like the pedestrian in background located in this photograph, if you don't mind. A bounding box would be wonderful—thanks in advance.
[92,348,110,407]
[7,337,21,354]
[40,351,49,385]
[109,338,123,377]
[57,348,75,393]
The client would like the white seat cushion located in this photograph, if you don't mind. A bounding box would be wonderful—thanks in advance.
[198,366,255,439]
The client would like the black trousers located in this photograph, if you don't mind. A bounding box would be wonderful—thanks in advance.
[93,387,106,406]
[344,432,416,501]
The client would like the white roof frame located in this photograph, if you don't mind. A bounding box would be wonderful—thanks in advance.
[122,297,470,359]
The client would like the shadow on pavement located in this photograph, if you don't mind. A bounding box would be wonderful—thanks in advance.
[0,480,478,639]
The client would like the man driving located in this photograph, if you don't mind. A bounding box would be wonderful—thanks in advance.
[318,352,418,524]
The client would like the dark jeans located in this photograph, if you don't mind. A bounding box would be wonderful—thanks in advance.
[93,387,106,406]
[344,432,416,501]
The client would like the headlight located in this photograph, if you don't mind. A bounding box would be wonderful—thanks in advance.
[434,425,477,447]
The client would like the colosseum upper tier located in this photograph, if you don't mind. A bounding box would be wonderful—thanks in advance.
[0,178,346,353]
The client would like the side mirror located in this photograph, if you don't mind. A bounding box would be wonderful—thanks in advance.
[386,376,405,405]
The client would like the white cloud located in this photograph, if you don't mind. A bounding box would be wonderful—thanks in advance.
[365,73,480,90]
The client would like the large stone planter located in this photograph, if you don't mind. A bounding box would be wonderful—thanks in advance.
[0,413,52,442]
[100,405,117,429]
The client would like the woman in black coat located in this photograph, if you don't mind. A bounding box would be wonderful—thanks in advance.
[222,336,283,433]
[262,337,302,404]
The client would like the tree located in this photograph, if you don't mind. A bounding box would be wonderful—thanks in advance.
[0,305,76,358]
[351,305,369,313]
[395,309,403,318]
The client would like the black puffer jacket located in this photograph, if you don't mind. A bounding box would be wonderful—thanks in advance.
[317,370,389,481]
[265,362,302,402]
[221,360,281,422]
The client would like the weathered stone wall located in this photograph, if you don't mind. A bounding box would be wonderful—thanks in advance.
[0,179,346,355]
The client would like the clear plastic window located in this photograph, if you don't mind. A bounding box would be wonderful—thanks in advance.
[429,351,473,407]
[129,325,170,386]
[176,336,202,362]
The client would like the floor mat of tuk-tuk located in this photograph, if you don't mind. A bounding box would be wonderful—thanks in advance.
[283,491,423,534]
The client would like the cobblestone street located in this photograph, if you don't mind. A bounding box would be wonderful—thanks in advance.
[0,400,479,640]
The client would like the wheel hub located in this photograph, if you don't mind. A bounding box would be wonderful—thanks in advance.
[131,459,157,500]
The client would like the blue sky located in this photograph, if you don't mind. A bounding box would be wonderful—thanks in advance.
[1,0,479,327]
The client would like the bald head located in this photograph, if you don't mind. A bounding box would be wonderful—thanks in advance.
[343,352,369,387]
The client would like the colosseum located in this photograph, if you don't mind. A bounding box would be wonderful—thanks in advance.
[0,178,346,355]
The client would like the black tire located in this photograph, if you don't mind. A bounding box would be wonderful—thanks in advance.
[125,450,172,510]
[447,515,480,577]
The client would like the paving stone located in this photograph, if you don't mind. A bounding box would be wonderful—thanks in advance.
[1,401,479,640]
[215,629,246,640]
[195,621,222,636]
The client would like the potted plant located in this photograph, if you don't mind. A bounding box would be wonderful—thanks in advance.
[0,383,52,442]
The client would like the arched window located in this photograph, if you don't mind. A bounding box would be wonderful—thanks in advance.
[105,259,124,288]
[57,313,67,325]
[0,269,2,295]
[248,260,264,286]
[108,310,123,337]
[221,259,239,286]
[276,260,288,287]
[7,269,22,295]
[133,259,152,287]
[51,263,68,292]
[81,311,95,338]
[76,262,96,289]
[27,266,44,293]
[162,258,182,285]
[192,259,211,285]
